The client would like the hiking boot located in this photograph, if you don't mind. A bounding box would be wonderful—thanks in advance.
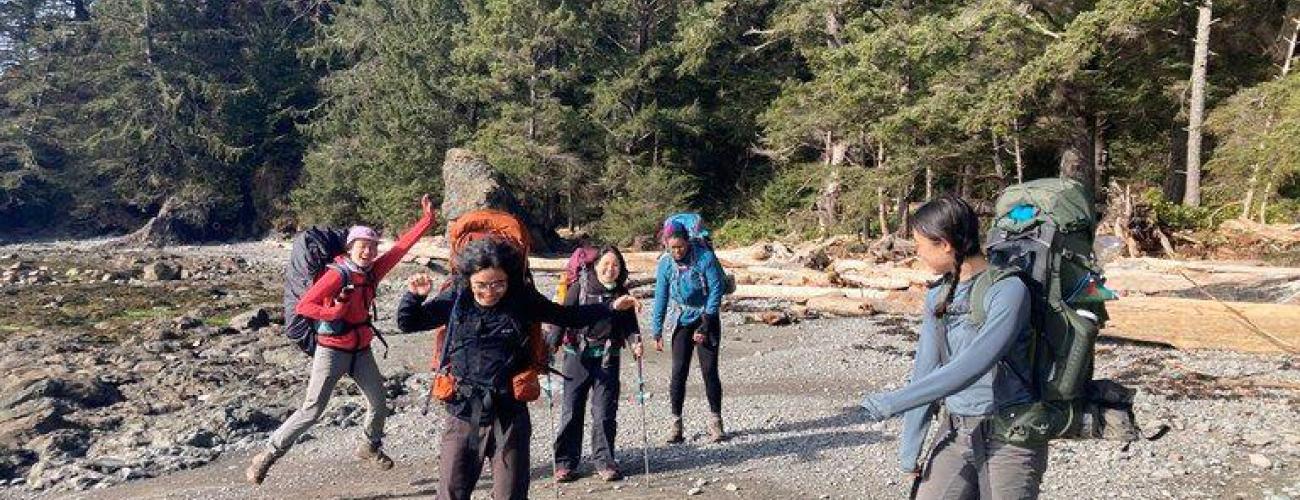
[708,413,726,443]
[245,448,279,485]
[555,468,577,483]
[664,417,684,444]
[356,442,394,470]
[597,467,623,482]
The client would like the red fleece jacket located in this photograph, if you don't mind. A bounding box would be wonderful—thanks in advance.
[296,213,433,351]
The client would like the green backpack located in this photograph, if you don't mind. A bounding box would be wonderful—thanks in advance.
[962,178,1137,446]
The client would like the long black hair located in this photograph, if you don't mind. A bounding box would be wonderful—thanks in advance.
[453,236,530,296]
[910,194,982,318]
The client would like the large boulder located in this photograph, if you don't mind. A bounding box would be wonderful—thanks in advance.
[439,149,523,223]
[439,148,558,250]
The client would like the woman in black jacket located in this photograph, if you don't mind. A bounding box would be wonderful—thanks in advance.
[396,237,637,500]
[547,246,643,482]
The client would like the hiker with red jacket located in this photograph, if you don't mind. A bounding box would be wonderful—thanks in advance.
[396,237,639,500]
[246,195,435,485]
[545,245,643,482]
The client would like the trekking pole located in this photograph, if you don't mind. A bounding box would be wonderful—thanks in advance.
[634,352,652,485]
[544,366,561,499]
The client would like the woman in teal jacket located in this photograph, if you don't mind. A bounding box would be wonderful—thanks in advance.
[651,221,727,444]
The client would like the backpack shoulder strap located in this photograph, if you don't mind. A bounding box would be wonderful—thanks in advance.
[928,276,954,366]
[970,266,1026,328]
[326,263,352,290]
[436,291,462,372]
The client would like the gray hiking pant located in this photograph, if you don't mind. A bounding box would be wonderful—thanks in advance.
[267,347,387,453]
[914,414,1048,500]
[437,409,532,500]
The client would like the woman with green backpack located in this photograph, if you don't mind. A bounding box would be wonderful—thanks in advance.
[859,195,1046,499]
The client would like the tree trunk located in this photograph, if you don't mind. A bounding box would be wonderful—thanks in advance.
[71,0,91,21]
[1164,122,1189,201]
[815,169,842,236]
[1058,112,1096,197]
[142,0,155,66]
[924,165,934,200]
[824,7,843,48]
[1259,176,1276,223]
[960,164,974,199]
[1011,121,1025,184]
[1183,0,1212,207]
[877,186,890,237]
[991,132,1007,187]
[527,74,538,142]
[895,189,912,237]
[1282,9,1299,77]
[1093,115,1107,201]
[1241,162,1262,220]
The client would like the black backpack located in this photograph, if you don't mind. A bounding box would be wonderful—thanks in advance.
[283,227,348,356]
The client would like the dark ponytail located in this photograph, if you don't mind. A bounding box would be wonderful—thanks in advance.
[910,194,982,318]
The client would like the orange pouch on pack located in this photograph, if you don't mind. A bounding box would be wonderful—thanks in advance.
[432,373,457,402]
[511,370,541,402]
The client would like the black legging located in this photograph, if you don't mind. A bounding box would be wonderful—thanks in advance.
[668,320,723,416]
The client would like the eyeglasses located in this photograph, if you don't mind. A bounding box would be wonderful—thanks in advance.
[471,280,508,293]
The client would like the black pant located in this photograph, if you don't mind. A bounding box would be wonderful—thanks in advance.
[669,320,722,417]
[555,352,621,470]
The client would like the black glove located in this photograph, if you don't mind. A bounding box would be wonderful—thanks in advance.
[697,313,721,346]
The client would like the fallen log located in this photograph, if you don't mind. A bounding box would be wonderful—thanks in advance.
[733,266,833,287]
[806,296,877,317]
[835,273,912,291]
[1104,296,1300,354]
[731,285,856,300]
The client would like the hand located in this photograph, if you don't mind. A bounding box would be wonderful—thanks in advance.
[407,273,434,296]
[692,332,706,345]
[420,193,435,220]
[631,342,644,359]
[654,337,664,352]
[612,295,638,312]
[905,469,920,482]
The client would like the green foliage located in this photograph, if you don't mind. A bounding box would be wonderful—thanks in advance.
[1141,188,1222,231]
[1,0,321,237]
[2,0,1298,246]
[1204,71,1300,219]
[293,0,463,230]
[595,166,697,245]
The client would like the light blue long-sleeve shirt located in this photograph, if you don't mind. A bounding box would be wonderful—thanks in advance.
[861,274,1034,472]
[650,243,725,337]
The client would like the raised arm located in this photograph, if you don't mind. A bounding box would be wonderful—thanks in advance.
[395,284,457,331]
[524,286,628,329]
[370,195,436,280]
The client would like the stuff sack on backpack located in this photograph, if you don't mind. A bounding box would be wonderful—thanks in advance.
[283,226,348,357]
[977,178,1134,446]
